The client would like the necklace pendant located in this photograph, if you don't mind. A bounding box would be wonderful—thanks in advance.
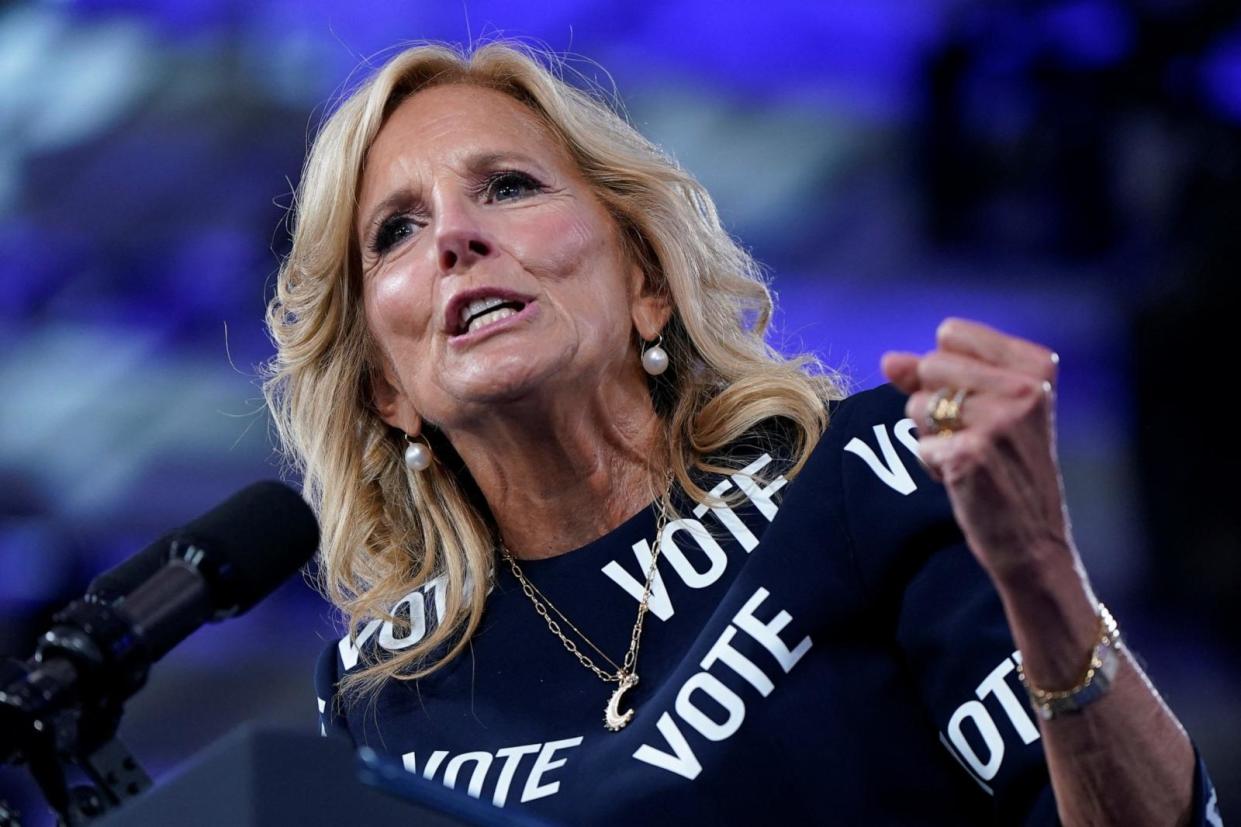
[604,673,640,731]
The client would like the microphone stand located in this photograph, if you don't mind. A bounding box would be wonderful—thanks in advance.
[0,597,155,827]
[1,481,319,826]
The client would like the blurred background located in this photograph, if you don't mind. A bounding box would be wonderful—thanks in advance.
[1,0,1237,823]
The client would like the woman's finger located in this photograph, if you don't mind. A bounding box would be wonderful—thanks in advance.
[906,386,1011,439]
[914,350,1037,396]
[880,351,922,394]
[905,389,972,437]
[936,317,1059,382]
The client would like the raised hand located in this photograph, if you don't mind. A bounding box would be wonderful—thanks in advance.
[880,317,1071,584]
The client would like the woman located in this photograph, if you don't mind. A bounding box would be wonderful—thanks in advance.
[265,42,1218,824]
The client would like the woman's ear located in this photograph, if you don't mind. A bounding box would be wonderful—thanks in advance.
[370,366,422,436]
[629,262,673,340]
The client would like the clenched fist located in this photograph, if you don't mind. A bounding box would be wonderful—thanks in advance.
[880,317,1073,585]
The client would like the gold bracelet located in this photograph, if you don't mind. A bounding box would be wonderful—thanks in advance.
[1015,603,1122,721]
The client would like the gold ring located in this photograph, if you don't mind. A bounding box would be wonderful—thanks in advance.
[927,387,968,436]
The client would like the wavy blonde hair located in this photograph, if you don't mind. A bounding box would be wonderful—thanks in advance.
[264,41,846,699]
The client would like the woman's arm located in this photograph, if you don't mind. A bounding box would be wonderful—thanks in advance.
[992,542,1194,826]
[882,318,1195,826]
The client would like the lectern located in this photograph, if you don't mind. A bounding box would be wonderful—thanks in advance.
[92,726,547,827]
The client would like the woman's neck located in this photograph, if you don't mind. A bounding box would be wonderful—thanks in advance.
[445,383,667,560]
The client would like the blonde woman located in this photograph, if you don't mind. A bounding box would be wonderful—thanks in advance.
[266,42,1218,825]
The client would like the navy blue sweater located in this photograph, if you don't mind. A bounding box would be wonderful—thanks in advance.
[316,384,1220,825]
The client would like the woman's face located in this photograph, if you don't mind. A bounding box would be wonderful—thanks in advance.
[357,83,663,435]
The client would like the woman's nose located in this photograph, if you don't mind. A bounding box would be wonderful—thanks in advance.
[440,237,491,272]
[434,197,494,274]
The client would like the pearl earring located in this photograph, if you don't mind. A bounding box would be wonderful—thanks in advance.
[641,335,669,376]
[404,434,433,472]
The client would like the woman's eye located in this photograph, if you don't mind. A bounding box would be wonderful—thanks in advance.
[372,215,418,254]
[485,171,542,202]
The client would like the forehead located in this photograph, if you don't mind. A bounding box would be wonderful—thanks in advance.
[361,84,565,189]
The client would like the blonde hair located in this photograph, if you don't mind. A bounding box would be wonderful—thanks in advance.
[263,41,846,699]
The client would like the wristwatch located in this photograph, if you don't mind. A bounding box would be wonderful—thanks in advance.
[1017,603,1122,721]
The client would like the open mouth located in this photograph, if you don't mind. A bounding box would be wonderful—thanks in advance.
[457,296,529,336]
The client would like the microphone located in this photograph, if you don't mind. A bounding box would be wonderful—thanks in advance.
[86,480,317,610]
[84,531,176,606]
[0,481,319,765]
[92,479,318,660]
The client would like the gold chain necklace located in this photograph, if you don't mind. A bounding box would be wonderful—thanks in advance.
[498,501,672,732]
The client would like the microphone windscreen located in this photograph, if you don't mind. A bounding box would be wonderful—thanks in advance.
[170,481,319,616]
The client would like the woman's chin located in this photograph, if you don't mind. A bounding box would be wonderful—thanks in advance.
[442,351,565,408]
[433,337,633,420]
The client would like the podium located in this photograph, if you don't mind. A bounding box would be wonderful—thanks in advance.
[93,726,541,827]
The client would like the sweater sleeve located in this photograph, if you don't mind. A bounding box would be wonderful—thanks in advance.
[833,383,1220,825]
[831,383,1053,822]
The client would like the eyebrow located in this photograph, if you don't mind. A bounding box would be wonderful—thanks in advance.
[463,150,544,175]
[359,150,548,234]
[361,190,422,239]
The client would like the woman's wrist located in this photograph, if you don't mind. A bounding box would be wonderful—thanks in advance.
[989,543,1102,692]
[1018,603,1122,719]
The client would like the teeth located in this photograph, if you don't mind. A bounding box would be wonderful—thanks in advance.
[466,306,516,333]
[461,297,507,329]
